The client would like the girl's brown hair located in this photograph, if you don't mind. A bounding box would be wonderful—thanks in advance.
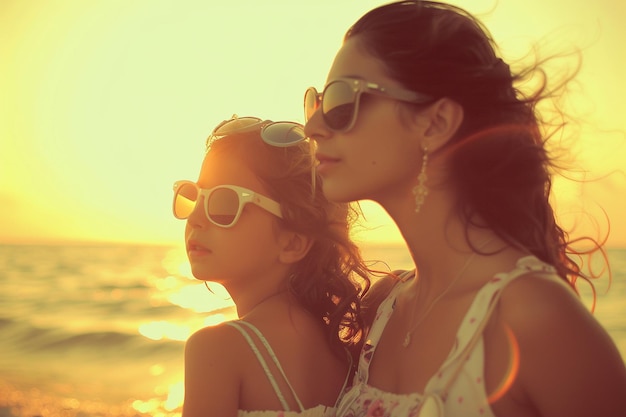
[208,129,371,357]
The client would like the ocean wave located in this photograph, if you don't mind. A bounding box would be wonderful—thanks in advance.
[0,316,182,357]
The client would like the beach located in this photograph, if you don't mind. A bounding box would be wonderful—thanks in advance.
[1,243,624,417]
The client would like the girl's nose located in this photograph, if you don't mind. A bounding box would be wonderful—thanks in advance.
[186,197,208,228]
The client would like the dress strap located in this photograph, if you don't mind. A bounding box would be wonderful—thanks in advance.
[357,269,416,384]
[334,348,354,408]
[226,321,305,412]
[437,255,557,399]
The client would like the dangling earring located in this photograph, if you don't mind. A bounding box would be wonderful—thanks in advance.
[412,146,429,213]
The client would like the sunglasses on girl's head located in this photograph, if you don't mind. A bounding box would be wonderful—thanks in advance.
[206,115,316,197]
[304,77,433,132]
[206,115,306,150]
[172,180,283,228]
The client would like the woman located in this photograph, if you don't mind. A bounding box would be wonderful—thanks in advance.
[174,116,370,416]
[303,1,626,416]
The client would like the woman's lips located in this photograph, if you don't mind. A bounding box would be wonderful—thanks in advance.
[316,153,340,175]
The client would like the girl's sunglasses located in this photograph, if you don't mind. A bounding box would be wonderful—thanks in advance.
[304,77,433,132]
[203,115,316,198]
[172,180,283,228]
[206,115,306,150]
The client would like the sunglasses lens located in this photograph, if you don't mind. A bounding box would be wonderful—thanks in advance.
[208,116,266,150]
[174,182,198,219]
[261,122,305,147]
[322,81,356,131]
[207,187,240,226]
[304,87,319,122]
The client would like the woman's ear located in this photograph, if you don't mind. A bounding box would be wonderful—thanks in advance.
[277,231,314,264]
[417,97,464,152]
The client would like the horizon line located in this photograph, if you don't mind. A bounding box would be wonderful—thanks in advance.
[1,238,625,251]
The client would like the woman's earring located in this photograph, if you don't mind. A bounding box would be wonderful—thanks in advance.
[412,147,429,213]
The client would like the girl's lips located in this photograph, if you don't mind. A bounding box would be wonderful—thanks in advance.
[187,240,212,257]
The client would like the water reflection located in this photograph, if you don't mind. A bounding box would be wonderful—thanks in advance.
[129,248,239,416]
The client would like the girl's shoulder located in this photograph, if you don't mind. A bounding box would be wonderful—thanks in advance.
[185,321,256,368]
[365,269,410,298]
[183,322,252,415]
[187,320,246,344]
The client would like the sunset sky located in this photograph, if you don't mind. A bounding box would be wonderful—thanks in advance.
[1,0,625,247]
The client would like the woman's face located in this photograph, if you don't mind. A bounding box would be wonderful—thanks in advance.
[304,37,424,205]
[184,152,284,285]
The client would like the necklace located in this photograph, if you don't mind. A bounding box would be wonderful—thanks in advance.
[402,240,492,348]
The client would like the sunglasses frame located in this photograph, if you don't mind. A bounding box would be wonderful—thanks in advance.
[305,77,433,132]
[204,114,316,197]
[206,115,306,150]
[172,180,283,228]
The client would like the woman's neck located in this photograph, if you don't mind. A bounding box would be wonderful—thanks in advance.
[382,188,510,291]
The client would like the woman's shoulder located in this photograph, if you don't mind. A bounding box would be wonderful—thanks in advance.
[493,257,614,361]
[498,264,581,323]
[491,261,626,415]
[488,257,582,334]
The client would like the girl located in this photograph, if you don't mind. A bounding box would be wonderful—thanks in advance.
[303,2,626,416]
[174,116,370,416]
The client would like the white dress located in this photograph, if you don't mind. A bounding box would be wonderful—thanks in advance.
[336,256,555,417]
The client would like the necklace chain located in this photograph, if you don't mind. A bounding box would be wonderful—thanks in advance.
[402,240,492,348]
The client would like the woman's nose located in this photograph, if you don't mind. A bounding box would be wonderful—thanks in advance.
[304,108,330,142]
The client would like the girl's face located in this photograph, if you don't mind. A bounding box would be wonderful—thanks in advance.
[184,152,284,285]
[304,37,424,205]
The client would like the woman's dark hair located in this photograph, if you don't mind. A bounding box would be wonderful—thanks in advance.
[346,0,607,289]
[208,130,371,358]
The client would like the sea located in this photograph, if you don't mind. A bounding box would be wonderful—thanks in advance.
[1,243,625,417]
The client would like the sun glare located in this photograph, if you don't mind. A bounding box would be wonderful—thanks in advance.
[138,321,191,342]
[165,382,185,412]
[2,0,622,246]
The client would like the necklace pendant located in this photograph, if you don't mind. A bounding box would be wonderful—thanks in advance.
[402,333,411,348]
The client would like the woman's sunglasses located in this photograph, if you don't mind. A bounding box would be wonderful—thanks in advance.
[206,115,306,150]
[304,77,433,132]
[172,180,283,228]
